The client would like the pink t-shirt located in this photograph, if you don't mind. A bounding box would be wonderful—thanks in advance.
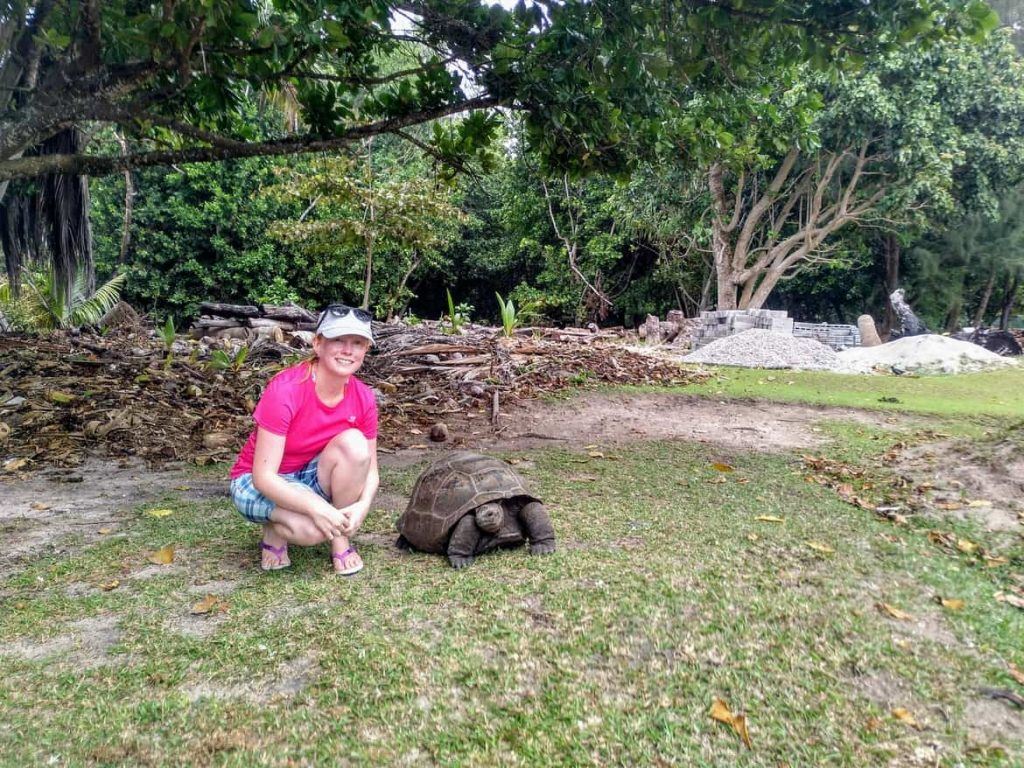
[230,363,378,479]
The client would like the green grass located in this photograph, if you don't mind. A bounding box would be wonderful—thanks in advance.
[1,428,1022,766]
[680,366,1024,420]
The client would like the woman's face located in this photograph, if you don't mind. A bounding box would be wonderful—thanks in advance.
[314,334,370,379]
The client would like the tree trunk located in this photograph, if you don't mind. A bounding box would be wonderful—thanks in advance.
[361,139,374,311]
[972,264,997,328]
[881,233,900,336]
[998,266,1021,330]
[390,249,422,321]
[944,296,962,333]
[40,126,94,307]
[708,163,738,310]
[115,131,133,264]
[742,270,784,310]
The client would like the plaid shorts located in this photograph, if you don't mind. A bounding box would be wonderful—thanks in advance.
[230,458,330,524]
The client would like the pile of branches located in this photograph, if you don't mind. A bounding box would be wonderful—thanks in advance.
[0,321,707,470]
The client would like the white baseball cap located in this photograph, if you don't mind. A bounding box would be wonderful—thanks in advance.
[316,304,373,344]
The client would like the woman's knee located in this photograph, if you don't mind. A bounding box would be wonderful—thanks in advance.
[326,429,370,468]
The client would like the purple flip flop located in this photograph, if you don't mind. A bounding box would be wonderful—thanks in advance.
[332,546,364,576]
[260,540,289,571]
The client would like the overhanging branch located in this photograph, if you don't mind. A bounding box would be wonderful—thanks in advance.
[0,96,502,181]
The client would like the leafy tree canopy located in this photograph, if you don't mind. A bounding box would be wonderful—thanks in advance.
[0,0,999,186]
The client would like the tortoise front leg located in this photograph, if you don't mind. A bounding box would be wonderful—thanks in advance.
[519,501,556,555]
[447,515,482,569]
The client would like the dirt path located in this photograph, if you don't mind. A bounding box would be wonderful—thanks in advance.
[488,392,910,452]
[0,395,916,571]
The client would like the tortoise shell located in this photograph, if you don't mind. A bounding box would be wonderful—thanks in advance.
[396,451,541,553]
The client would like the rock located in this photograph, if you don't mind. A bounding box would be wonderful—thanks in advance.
[644,314,662,345]
[429,423,450,443]
[858,315,883,347]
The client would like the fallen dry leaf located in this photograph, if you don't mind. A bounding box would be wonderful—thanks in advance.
[805,541,835,554]
[755,515,785,523]
[29,501,52,511]
[191,594,227,615]
[934,500,963,511]
[711,462,735,472]
[2,457,28,473]
[939,597,965,612]
[1009,663,1024,687]
[148,545,175,565]
[956,538,979,555]
[588,451,605,458]
[97,527,113,535]
[707,476,727,484]
[892,707,921,729]
[145,508,174,518]
[45,390,76,405]
[710,697,752,749]
[967,499,992,508]
[878,602,913,621]
[837,483,854,497]
[100,579,120,591]
[864,716,885,732]
[984,556,1009,568]
[995,592,1024,610]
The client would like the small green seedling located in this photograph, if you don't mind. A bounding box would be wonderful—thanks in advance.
[444,289,471,335]
[158,316,175,368]
[495,292,518,337]
[208,345,250,372]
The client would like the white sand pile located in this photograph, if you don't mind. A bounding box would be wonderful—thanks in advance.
[682,328,838,370]
[835,334,1017,375]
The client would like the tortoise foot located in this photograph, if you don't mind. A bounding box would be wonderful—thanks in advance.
[395,535,412,551]
[448,555,475,569]
[530,541,556,556]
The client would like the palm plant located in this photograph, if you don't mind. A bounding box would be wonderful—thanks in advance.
[14,268,126,330]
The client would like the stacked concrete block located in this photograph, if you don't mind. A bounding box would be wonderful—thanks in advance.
[692,309,793,349]
[792,322,861,350]
[692,309,859,350]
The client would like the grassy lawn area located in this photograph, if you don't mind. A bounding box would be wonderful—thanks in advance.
[1,406,1022,765]
[679,365,1024,420]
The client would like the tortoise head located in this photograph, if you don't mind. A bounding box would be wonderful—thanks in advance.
[474,502,504,534]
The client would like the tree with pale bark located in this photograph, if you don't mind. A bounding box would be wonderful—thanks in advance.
[703,31,1024,311]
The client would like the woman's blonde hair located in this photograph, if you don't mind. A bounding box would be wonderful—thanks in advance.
[298,339,319,382]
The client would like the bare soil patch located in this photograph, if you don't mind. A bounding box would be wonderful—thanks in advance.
[0,459,224,573]
[898,433,1023,533]
[3,614,121,668]
[481,392,911,453]
[181,653,319,703]
[965,697,1024,747]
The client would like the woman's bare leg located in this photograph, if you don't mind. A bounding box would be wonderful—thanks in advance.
[316,429,371,573]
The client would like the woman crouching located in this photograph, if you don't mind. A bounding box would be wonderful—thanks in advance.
[228,304,378,575]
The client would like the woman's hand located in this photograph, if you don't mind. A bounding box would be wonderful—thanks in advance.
[309,499,347,540]
[337,501,369,537]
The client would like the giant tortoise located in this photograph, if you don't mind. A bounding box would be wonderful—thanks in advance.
[396,451,556,568]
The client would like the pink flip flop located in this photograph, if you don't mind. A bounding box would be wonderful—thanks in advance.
[332,546,364,576]
[260,540,289,571]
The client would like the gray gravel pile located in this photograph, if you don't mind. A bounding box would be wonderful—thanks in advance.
[682,328,839,370]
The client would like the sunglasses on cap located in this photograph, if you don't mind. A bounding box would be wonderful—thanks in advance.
[316,304,373,330]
